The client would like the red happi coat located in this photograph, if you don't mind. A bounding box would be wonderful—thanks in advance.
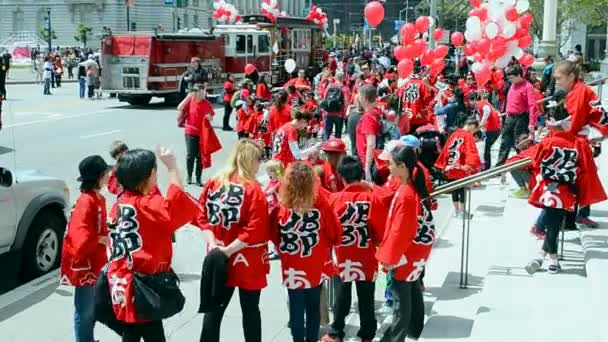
[107,185,202,323]
[399,78,433,127]
[200,113,222,169]
[567,81,607,135]
[196,176,271,290]
[320,161,345,193]
[272,122,299,167]
[270,195,342,289]
[434,129,481,180]
[529,131,607,211]
[476,100,502,132]
[329,183,388,282]
[60,192,108,287]
[376,183,436,282]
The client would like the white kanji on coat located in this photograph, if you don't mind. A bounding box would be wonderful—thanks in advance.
[109,275,128,307]
[283,268,312,289]
[406,259,426,282]
[339,259,366,282]
[232,252,250,267]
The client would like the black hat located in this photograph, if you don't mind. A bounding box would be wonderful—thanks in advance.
[77,155,112,182]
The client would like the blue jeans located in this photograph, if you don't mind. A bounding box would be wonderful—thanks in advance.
[535,209,546,233]
[74,286,96,342]
[287,286,321,342]
[79,77,86,98]
[43,78,51,95]
[324,115,343,140]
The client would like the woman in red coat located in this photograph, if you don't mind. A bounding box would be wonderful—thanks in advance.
[268,90,292,134]
[270,162,342,342]
[376,146,436,341]
[256,75,272,101]
[107,147,202,341]
[61,155,112,342]
[195,139,270,342]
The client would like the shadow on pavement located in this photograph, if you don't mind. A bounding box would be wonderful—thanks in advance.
[421,315,475,339]
[424,272,483,302]
[590,210,608,218]
[0,146,15,155]
[433,237,454,249]
[176,273,202,283]
[0,281,58,322]
[475,204,505,217]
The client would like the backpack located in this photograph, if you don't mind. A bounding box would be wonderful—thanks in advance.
[321,86,344,112]
[230,90,241,109]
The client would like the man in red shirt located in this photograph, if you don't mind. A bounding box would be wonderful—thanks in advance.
[399,71,433,134]
[272,109,321,167]
[322,71,350,140]
[496,65,538,166]
[285,69,312,92]
[355,85,382,182]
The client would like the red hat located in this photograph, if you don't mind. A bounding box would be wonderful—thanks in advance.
[322,138,346,153]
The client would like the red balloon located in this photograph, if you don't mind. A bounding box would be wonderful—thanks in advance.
[468,7,489,21]
[451,32,464,46]
[519,53,535,67]
[413,39,427,57]
[518,35,532,48]
[516,27,530,39]
[364,1,385,28]
[434,45,449,59]
[401,23,417,45]
[415,16,430,34]
[398,59,414,79]
[463,43,476,56]
[430,59,445,76]
[505,7,519,21]
[519,13,534,28]
[493,69,504,82]
[474,64,492,86]
[477,38,491,54]
[421,50,435,66]
[469,0,482,8]
[433,28,445,41]
[244,63,257,75]
[394,45,407,61]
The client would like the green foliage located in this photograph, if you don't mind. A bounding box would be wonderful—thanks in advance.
[323,34,355,50]
[39,27,57,41]
[415,0,470,33]
[74,23,93,48]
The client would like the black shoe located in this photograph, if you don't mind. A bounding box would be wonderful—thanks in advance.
[187,178,194,185]
[196,180,204,187]
[223,126,234,131]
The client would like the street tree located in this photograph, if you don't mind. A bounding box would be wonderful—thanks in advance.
[39,27,57,42]
[74,24,93,48]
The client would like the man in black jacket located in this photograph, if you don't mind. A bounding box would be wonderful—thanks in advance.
[183,57,209,91]
[0,52,10,100]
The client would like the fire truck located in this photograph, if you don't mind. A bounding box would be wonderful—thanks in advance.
[100,16,324,106]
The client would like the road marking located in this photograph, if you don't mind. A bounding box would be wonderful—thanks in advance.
[80,129,122,139]
[4,109,116,128]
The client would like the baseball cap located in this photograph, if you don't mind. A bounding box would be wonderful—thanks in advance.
[321,137,346,153]
[378,140,405,161]
[400,135,420,149]
[77,155,112,182]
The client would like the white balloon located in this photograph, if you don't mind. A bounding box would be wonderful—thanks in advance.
[466,16,481,31]
[466,28,482,41]
[516,0,529,13]
[285,59,296,73]
[471,62,483,73]
[485,22,499,39]
[504,0,516,5]
[513,47,523,59]
[503,22,517,38]
[488,5,504,21]
[488,0,500,6]
[495,55,511,69]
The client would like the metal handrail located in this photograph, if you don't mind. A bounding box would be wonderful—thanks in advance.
[430,157,532,197]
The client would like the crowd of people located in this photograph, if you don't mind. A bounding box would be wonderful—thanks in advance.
[57,39,608,342]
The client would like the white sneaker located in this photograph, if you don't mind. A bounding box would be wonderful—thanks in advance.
[525,258,543,274]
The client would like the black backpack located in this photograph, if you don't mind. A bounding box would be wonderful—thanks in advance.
[321,86,344,112]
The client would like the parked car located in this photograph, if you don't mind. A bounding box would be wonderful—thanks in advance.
[0,165,69,281]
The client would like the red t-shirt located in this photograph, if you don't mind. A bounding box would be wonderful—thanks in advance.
[236,108,257,134]
[320,161,345,193]
[272,122,299,166]
[477,100,502,132]
[183,97,214,137]
[356,108,382,166]
[256,83,272,101]
[223,81,235,103]
[268,104,292,134]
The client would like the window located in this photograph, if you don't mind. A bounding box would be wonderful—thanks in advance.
[193,14,199,27]
[258,35,269,53]
[12,9,24,32]
[184,14,189,28]
[247,35,253,54]
[236,35,246,53]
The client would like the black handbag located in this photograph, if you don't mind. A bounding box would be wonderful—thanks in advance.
[94,266,125,335]
[133,269,185,321]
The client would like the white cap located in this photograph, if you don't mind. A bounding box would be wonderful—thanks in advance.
[378,140,405,161]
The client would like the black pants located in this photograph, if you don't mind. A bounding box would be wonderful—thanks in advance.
[287,286,321,342]
[382,280,424,342]
[483,130,500,170]
[200,287,261,342]
[496,113,529,166]
[451,187,465,203]
[542,207,566,255]
[56,74,62,87]
[329,280,376,340]
[185,134,202,182]
[0,72,6,98]
[223,101,233,129]
[122,321,165,342]
[510,169,530,188]
[324,115,343,140]
[238,131,249,139]
[88,85,95,98]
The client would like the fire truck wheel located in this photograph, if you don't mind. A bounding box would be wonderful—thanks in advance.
[126,96,152,106]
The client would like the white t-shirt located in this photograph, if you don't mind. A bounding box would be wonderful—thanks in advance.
[43,62,53,79]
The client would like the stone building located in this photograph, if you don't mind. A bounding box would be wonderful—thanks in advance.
[0,0,306,50]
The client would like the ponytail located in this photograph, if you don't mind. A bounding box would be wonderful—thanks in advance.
[411,164,429,199]
[390,146,429,199]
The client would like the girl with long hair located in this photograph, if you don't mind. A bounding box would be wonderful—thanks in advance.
[268,89,292,134]
[195,139,270,342]
[270,162,341,342]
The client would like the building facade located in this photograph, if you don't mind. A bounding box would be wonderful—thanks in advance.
[0,0,306,50]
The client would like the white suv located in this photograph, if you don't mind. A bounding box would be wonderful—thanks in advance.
[0,166,69,281]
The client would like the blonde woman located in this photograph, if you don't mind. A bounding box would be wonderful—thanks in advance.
[195,139,270,342]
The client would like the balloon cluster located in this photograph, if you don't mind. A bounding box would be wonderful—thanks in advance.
[394,16,449,79]
[305,5,329,32]
[260,0,285,24]
[212,0,241,24]
[463,0,534,86]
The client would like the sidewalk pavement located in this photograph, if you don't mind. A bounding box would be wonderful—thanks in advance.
[4,67,78,85]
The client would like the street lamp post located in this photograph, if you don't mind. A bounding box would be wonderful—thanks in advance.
[46,8,52,52]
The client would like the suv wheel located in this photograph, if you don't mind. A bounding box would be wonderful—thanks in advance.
[20,210,65,281]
